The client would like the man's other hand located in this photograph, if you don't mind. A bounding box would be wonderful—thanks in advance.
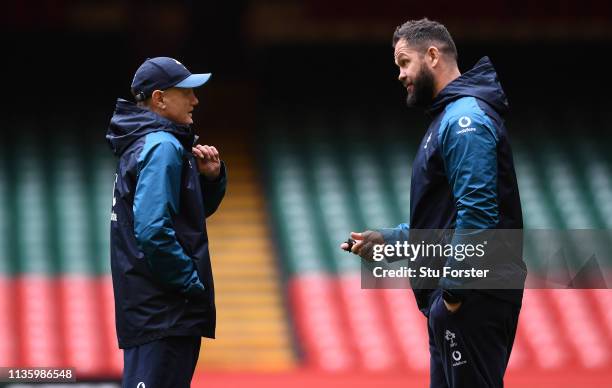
[443,300,462,313]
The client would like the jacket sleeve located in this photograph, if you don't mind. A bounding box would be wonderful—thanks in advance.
[199,161,227,217]
[133,138,206,299]
[440,115,499,230]
[438,114,499,292]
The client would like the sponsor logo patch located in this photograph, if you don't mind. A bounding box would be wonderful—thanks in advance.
[456,127,477,134]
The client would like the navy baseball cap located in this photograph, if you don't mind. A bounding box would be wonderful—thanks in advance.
[131,57,211,102]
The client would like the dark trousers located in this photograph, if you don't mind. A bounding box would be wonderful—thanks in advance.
[428,290,520,388]
[122,336,202,388]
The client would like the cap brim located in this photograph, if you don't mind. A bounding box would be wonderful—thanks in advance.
[175,73,211,88]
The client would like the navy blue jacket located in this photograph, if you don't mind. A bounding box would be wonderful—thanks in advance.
[107,99,226,349]
[380,57,526,314]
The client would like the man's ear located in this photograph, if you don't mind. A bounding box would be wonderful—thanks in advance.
[426,46,441,68]
[151,90,165,109]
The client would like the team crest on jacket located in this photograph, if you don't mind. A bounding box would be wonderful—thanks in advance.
[458,116,472,127]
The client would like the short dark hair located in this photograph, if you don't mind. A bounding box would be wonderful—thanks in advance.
[392,18,458,61]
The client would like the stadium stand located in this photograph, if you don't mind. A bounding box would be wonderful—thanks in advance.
[0,111,610,384]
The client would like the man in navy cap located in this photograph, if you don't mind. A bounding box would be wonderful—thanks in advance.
[107,57,227,387]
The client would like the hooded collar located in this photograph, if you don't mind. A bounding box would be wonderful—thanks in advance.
[426,57,509,117]
[106,99,196,156]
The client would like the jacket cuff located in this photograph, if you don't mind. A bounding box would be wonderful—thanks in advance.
[378,228,401,244]
[183,280,207,301]
[441,288,471,303]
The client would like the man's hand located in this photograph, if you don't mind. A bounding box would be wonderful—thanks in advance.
[443,300,462,313]
[339,230,384,261]
[192,144,221,180]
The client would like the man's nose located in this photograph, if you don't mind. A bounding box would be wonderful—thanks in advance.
[193,95,199,106]
[398,71,406,83]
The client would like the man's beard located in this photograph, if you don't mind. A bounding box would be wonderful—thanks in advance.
[405,64,435,108]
